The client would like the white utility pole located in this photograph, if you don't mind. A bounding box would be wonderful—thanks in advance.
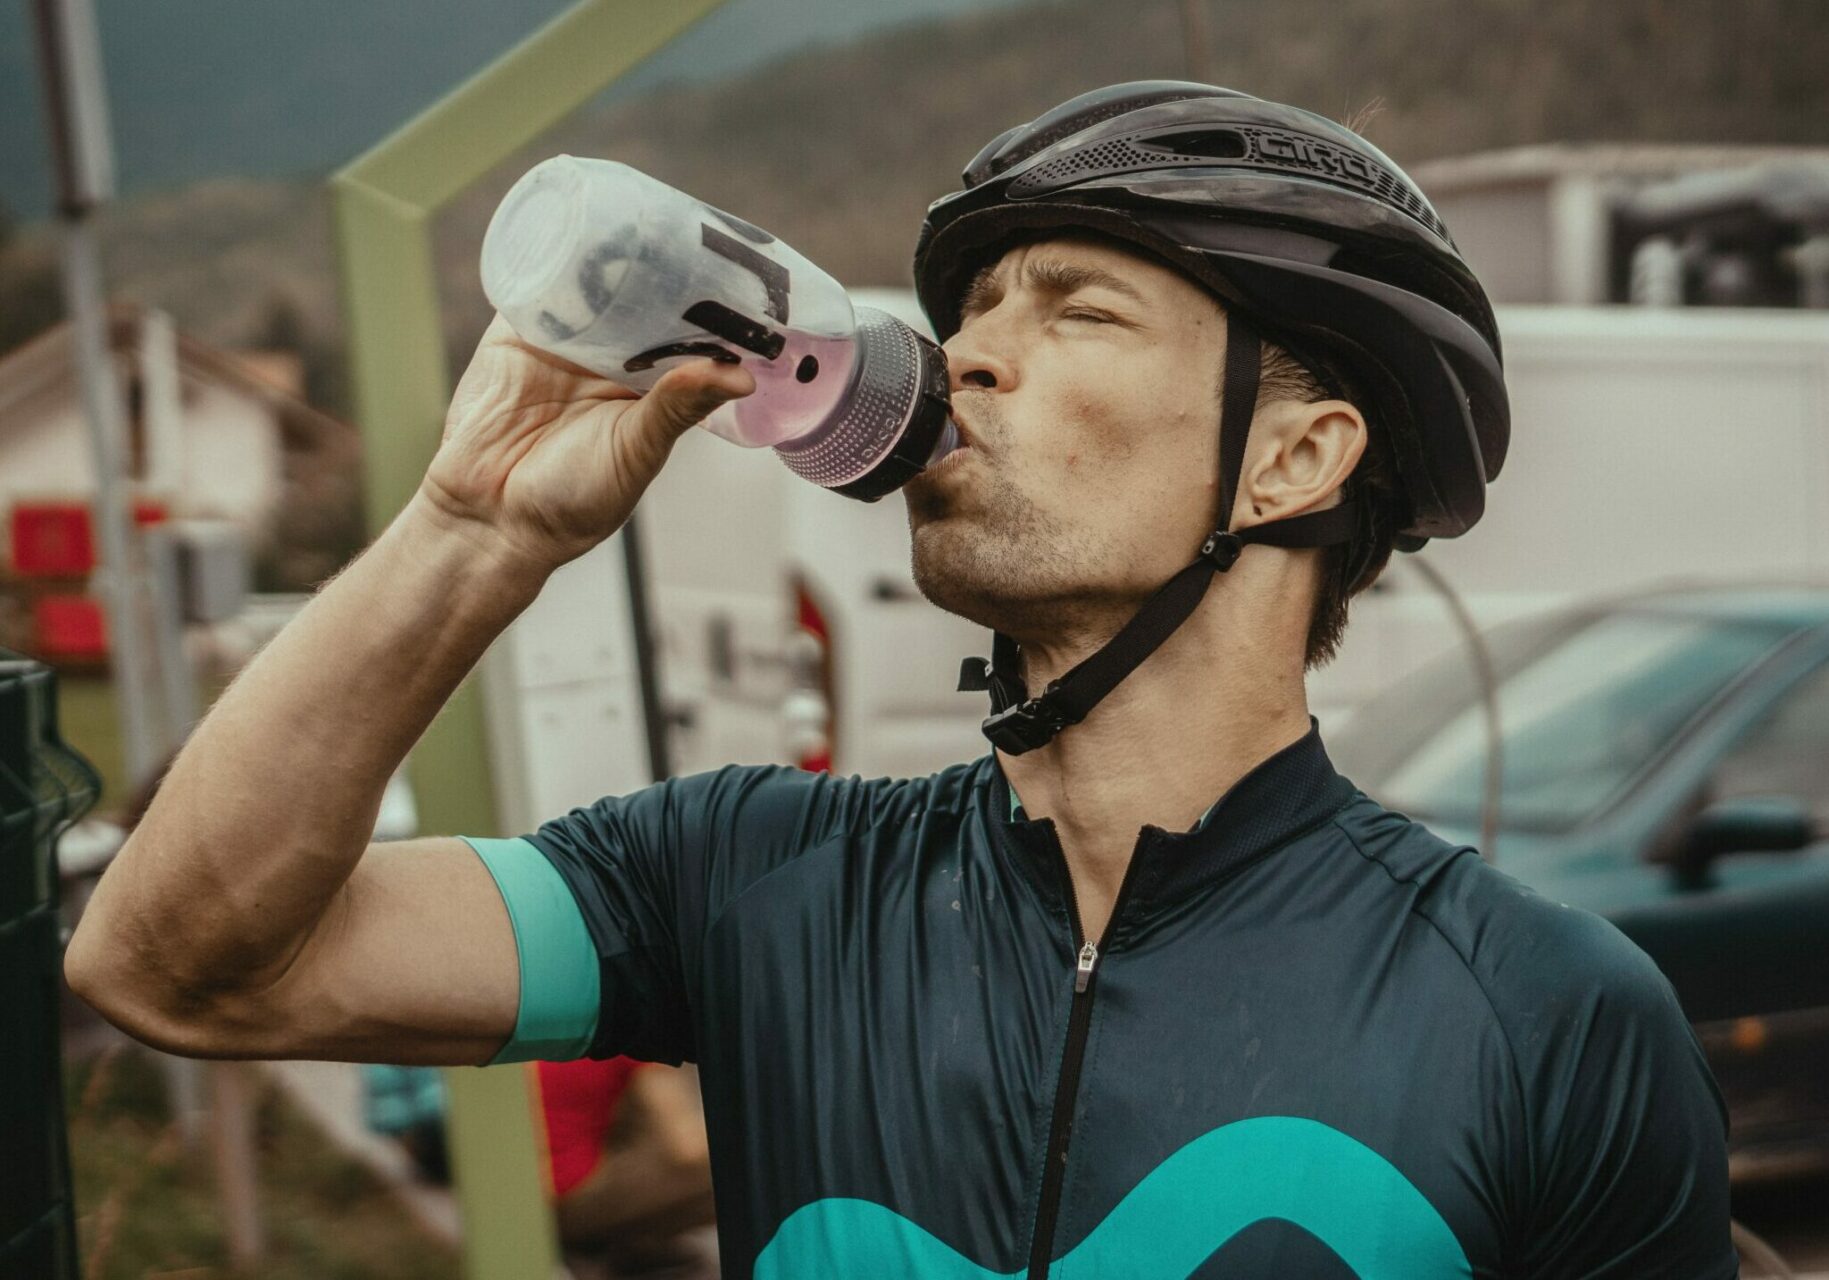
[29,0,161,786]
[1179,0,1213,84]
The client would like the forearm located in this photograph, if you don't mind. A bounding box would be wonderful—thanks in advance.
[68,489,549,1005]
[557,1147,715,1248]
[558,1067,716,1247]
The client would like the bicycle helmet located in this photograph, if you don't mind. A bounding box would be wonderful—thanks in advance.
[915,82,1510,753]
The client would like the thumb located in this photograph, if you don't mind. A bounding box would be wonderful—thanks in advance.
[630,358,758,454]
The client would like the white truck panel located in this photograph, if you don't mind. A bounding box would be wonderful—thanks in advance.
[481,294,1829,801]
[481,537,653,836]
[1311,306,1829,724]
[1428,308,1829,592]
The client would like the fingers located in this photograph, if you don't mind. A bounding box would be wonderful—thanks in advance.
[494,335,627,390]
[636,359,758,444]
[469,312,756,471]
[484,316,754,419]
[481,313,634,388]
[608,358,756,486]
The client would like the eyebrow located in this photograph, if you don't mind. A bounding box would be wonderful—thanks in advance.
[959,256,1148,319]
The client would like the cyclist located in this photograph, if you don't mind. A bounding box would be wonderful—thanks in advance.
[68,84,1736,1277]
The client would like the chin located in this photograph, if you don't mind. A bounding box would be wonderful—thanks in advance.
[908,520,989,621]
[903,470,1091,628]
[909,527,1028,631]
[908,520,1065,635]
[903,468,966,526]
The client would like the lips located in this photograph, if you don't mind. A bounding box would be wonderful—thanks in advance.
[911,404,981,487]
[925,441,973,474]
[947,406,983,452]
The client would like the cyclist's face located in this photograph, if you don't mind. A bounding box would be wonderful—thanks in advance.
[906,234,1229,630]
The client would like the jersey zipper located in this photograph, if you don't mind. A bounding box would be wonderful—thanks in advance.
[1025,830,1151,1280]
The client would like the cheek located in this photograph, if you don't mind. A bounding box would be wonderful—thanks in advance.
[1015,355,1219,556]
[1039,356,1215,493]
[1020,358,1141,466]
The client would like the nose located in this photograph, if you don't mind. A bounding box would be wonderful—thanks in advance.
[942,319,1018,395]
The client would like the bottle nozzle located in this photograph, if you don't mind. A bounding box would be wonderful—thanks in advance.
[925,418,962,467]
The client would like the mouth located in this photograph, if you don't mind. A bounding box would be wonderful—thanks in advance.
[907,406,984,494]
[914,444,973,490]
[948,409,982,452]
[923,439,973,476]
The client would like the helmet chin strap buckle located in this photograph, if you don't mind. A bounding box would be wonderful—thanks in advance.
[958,656,1028,712]
[980,688,1076,756]
[1199,530,1245,572]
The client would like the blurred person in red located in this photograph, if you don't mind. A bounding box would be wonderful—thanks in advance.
[539,1058,716,1279]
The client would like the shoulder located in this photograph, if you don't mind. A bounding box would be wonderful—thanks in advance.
[530,755,995,868]
[1332,798,1732,1268]
[1332,797,1688,1062]
[676,755,993,838]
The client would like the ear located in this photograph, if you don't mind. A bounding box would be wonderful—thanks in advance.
[1233,399,1368,526]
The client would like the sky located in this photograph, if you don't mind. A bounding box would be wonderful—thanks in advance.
[2,0,1040,220]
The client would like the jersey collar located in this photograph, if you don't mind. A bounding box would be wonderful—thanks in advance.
[991,716,1361,934]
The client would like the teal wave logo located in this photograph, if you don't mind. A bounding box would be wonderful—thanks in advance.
[754,1116,1470,1278]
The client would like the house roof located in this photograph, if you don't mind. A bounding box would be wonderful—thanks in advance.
[0,304,356,450]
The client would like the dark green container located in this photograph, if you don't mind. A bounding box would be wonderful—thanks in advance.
[0,651,102,1280]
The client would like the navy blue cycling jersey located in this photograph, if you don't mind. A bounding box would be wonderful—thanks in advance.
[468,720,1735,1278]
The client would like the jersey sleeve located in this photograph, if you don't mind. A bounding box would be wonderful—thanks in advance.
[472,764,867,1067]
[1507,913,1737,1278]
[462,834,603,1064]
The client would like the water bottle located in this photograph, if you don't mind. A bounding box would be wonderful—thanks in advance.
[481,156,957,500]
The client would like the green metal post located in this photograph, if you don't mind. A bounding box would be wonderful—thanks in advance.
[1,651,103,1278]
[329,2,728,1276]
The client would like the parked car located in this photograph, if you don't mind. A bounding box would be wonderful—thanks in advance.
[1330,583,1829,1173]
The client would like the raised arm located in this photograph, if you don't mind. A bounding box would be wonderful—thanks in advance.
[64,318,753,1064]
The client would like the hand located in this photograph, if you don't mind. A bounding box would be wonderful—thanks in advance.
[421,315,755,570]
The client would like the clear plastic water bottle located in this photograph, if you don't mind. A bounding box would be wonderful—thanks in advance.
[481,156,957,500]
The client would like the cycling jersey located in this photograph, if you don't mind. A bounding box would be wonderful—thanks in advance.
[463,719,1735,1278]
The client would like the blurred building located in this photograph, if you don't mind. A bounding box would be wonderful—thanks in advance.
[0,305,362,660]
[1414,144,1829,308]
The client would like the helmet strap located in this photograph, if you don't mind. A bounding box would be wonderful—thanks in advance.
[958,312,1359,755]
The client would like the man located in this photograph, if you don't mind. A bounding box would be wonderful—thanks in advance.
[68,84,1736,1276]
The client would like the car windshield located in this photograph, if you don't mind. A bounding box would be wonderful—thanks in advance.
[1331,609,1792,833]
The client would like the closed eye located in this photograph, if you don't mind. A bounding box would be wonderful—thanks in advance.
[1061,308,1115,324]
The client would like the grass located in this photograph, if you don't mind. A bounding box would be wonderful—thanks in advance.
[54,668,237,822]
[55,677,127,820]
[66,1045,458,1280]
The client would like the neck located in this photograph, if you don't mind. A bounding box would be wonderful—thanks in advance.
[997,559,1313,939]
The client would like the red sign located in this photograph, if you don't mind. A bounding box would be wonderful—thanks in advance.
[32,594,108,658]
[11,503,95,578]
[9,499,169,578]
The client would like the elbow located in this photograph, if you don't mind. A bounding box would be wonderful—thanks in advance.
[62,910,132,1026]
[63,915,260,1059]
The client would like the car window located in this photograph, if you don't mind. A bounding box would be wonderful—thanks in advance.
[1708,657,1829,827]
[1335,610,1792,833]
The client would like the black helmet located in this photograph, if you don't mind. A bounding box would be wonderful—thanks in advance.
[918,83,1511,754]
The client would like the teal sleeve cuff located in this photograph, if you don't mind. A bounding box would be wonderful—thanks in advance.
[460,836,600,1065]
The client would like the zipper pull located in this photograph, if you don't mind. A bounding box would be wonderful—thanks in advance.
[1074,941,1099,994]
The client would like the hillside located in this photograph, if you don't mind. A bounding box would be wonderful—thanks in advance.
[5,0,1827,417]
[0,0,1036,217]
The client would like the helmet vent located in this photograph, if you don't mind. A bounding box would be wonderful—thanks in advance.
[1138,129,1247,160]
[1009,124,1449,243]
